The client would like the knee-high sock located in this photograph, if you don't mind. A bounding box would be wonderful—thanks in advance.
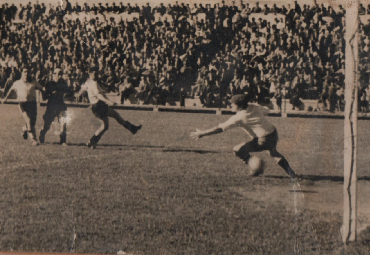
[277,158,297,177]
[89,135,102,146]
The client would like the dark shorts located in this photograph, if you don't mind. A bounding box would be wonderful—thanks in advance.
[19,101,37,119]
[91,100,109,119]
[233,129,279,154]
[253,129,279,151]
[249,129,279,152]
[43,103,67,122]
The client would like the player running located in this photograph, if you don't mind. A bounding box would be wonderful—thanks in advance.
[75,67,142,149]
[190,94,298,179]
[1,66,44,146]
[39,68,72,145]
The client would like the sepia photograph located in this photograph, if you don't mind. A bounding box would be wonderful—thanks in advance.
[0,0,369,254]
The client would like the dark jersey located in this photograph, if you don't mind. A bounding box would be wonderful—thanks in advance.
[44,79,70,105]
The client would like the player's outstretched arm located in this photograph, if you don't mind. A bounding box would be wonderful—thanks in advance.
[190,127,223,140]
[74,86,86,99]
[34,80,44,91]
[1,87,14,104]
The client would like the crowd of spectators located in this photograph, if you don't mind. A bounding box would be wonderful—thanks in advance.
[0,1,370,112]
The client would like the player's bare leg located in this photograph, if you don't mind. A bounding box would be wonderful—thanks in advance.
[21,111,38,146]
[25,113,39,146]
[87,117,109,149]
[107,107,142,134]
[269,148,297,178]
[21,125,28,140]
[18,105,29,140]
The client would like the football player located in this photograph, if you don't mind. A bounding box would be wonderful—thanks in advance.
[190,94,297,179]
[75,67,142,149]
[39,68,72,145]
[1,66,45,146]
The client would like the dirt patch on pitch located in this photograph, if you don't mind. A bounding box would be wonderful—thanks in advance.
[231,179,370,234]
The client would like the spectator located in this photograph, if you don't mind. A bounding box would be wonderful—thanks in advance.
[191,71,205,98]
[0,1,358,112]
[360,88,368,113]
[290,77,301,110]
[137,74,155,105]
[157,71,174,105]
[328,81,337,113]
[179,87,186,107]
[119,76,136,105]
[2,71,16,95]
[199,79,214,107]
[63,0,72,14]
[274,87,283,112]
[336,84,344,111]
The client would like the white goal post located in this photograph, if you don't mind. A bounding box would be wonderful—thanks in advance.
[342,0,359,243]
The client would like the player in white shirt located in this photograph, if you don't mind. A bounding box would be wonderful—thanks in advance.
[75,67,142,149]
[1,66,45,146]
[190,94,297,178]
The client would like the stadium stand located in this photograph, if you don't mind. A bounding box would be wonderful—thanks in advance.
[0,1,369,112]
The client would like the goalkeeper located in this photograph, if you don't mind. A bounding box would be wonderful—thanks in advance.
[190,94,297,179]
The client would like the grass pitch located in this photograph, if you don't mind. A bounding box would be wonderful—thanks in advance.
[0,104,370,255]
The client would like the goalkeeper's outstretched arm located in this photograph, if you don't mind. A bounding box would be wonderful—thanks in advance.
[190,126,223,140]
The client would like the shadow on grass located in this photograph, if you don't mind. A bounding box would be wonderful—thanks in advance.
[289,190,319,193]
[65,143,219,154]
[357,226,370,247]
[162,148,220,154]
[302,175,370,182]
[66,143,165,149]
[266,175,370,182]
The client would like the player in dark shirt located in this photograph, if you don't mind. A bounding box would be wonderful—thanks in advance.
[39,68,72,145]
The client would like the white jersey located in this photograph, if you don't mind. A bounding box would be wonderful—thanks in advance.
[218,104,275,138]
[12,79,42,102]
[81,79,104,105]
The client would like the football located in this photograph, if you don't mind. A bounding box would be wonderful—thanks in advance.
[248,156,264,176]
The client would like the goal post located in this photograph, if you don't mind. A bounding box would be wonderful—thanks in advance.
[342,0,359,243]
